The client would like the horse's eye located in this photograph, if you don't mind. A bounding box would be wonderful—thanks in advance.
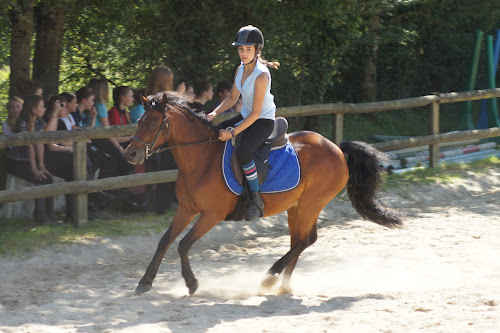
[150,121,159,130]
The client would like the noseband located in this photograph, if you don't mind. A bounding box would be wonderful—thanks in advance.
[131,107,216,159]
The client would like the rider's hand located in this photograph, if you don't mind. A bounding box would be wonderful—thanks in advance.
[218,129,233,142]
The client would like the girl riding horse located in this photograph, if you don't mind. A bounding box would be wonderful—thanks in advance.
[208,25,280,221]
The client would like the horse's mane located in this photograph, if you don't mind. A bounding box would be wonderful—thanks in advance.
[147,91,218,132]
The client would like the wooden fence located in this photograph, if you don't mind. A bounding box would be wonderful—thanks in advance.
[1,88,499,226]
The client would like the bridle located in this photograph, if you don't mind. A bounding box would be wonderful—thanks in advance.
[131,106,217,160]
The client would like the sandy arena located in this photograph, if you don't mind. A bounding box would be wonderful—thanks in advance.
[0,167,499,332]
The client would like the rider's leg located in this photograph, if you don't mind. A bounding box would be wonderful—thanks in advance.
[235,119,274,221]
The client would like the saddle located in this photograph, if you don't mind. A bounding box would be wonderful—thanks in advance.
[230,117,289,186]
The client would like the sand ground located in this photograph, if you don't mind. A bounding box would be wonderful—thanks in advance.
[0,167,499,332]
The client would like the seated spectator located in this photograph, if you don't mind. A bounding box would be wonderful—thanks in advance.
[71,86,97,128]
[189,79,214,114]
[7,95,60,226]
[43,95,76,222]
[147,66,186,95]
[59,92,78,130]
[76,85,133,178]
[211,80,238,113]
[129,88,147,123]
[3,96,23,135]
[108,86,134,147]
[145,65,179,214]
[88,78,110,127]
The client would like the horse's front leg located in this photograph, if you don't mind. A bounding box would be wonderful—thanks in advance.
[136,204,197,294]
[178,212,222,295]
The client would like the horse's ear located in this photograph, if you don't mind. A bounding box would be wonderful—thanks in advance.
[140,94,148,107]
[161,92,168,104]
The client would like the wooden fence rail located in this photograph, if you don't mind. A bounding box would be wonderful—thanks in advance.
[1,88,499,225]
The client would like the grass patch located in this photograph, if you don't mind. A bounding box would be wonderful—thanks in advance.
[0,210,175,258]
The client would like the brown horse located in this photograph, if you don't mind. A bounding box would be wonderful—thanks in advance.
[125,92,403,295]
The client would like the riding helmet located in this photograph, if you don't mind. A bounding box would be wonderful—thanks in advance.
[232,25,264,50]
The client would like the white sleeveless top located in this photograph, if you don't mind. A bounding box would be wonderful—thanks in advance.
[235,61,276,120]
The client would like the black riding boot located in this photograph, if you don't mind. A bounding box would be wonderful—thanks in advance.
[245,191,265,221]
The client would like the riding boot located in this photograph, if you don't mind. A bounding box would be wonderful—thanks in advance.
[245,191,265,221]
[45,197,58,222]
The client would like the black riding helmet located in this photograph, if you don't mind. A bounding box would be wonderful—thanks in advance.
[232,25,264,50]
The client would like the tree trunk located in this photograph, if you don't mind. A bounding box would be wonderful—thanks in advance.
[32,3,67,96]
[361,14,380,103]
[361,47,378,102]
[9,0,34,98]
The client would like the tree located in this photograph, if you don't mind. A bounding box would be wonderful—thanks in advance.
[9,0,34,97]
[33,1,68,96]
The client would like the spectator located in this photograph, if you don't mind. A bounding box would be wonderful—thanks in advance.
[129,88,147,123]
[87,78,131,158]
[59,92,78,130]
[55,93,110,217]
[7,95,60,226]
[71,86,97,128]
[212,81,237,113]
[189,79,213,114]
[147,66,186,95]
[108,85,134,147]
[3,96,23,135]
[145,65,179,214]
[44,95,73,151]
[87,78,110,127]
[43,95,76,222]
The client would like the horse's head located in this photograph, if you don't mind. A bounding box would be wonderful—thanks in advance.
[125,93,170,165]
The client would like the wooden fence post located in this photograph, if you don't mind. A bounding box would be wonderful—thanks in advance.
[73,141,87,226]
[333,113,344,144]
[429,100,440,167]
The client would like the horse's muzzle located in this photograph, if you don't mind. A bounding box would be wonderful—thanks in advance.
[125,145,146,165]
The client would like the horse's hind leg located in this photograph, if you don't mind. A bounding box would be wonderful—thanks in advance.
[136,205,196,294]
[279,225,317,294]
[178,212,222,295]
[260,206,319,294]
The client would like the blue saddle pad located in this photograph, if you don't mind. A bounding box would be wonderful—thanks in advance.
[222,140,301,195]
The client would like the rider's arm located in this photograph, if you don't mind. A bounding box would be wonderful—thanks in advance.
[208,67,241,119]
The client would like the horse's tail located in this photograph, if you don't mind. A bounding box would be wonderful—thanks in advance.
[339,141,403,228]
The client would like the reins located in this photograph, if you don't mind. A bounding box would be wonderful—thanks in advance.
[148,137,218,155]
[131,107,218,160]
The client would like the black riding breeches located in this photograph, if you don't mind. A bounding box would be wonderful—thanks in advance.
[236,118,275,165]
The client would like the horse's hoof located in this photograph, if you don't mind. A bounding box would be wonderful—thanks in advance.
[277,285,293,295]
[259,274,279,294]
[135,283,152,294]
[188,279,199,295]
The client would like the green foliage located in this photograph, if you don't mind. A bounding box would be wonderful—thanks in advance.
[1,0,500,137]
